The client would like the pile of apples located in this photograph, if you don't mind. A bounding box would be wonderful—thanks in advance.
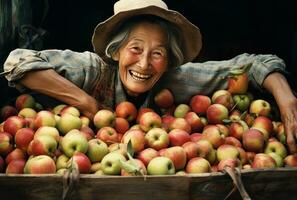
[0,66,297,176]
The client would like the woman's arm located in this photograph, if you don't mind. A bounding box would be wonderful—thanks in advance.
[263,72,297,154]
[21,69,99,119]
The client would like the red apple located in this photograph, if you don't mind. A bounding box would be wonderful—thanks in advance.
[114,117,130,135]
[161,114,175,132]
[252,153,276,169]
[34,110,56,129]
[71,152,91,174]
[24,155,56,174]
[169,117,191,133]
[229,120,249,141]
[136,108,154,124]
[184,112,204,133]
[182,141,200,160]
[96,127,118,146]
[206,104,229,124]
[224,136,242,148]
[168,128,191,146]
[284,154,297,167]
[115,101,137,122]
[15,93,36,111]
[211,90,234,110]
[93,109,116,129]
[52,104,67,115]
[6,159,26,174]
[121,129,145,153]
[190,95,211,115]
[80,126,95,141]
[0,105,17,121]
[5,148,26,164]
[159,146,187,170]
[145,128,169,150]
[139,111,162,132]
[3,116,26,136]
[227,64,250,95]
[14,127,35,152]
[251,116,273,141]
[202,125,225,149]
[218,158,241,171]
[137,148,159,167]
[29,134,58,156]
[190,133,205,142]
[186,157,211,173]
[242,129,265,153]
[154,88,174,109]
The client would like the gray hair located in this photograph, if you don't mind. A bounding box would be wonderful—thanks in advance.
[105,15,184,68]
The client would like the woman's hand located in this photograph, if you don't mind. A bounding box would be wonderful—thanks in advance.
[74,95,100,120]
[263,72,297,154]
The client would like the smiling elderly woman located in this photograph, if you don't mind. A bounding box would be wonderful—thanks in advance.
[3,0,297,154]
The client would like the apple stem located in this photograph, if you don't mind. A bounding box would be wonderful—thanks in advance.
[224,167,251,200]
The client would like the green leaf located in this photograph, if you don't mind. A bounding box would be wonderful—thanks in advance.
[127,139,134,159]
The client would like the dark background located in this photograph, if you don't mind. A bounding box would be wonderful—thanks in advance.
[1,0,296,106]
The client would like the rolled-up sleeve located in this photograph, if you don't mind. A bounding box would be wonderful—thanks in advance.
[3,48,102,93]
[160,53,287,103]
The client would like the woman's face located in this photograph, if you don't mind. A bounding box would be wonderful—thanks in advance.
[113,22,168,96]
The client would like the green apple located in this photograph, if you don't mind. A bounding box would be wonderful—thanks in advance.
[233,94,251,111]
[56,154,70,170]
[100,152,126,175]
[56,113,82,135]
[87,139,109,163]
[147,156,175,175]
[60,129,88,157]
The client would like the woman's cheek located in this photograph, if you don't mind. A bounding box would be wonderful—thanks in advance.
[154,60,168,72]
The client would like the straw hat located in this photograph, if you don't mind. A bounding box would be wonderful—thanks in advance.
[91,0,202,64]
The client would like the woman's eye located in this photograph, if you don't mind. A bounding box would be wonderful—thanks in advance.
[131,47,141,53]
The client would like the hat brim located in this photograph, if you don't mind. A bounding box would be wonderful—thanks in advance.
[91,6,202,63]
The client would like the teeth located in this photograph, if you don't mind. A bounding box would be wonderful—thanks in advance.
[130,70,152,80]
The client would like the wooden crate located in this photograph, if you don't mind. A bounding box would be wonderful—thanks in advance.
[1,168,297,200]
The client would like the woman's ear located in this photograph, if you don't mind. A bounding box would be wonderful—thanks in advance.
[111,51,119,61]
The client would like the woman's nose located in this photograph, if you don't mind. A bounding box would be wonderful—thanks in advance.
[138,53,150,69]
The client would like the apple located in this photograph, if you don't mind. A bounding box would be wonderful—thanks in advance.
[224,136,242,148]
[195,139,216,163]
[168,128,190,146]
[237,147,248,165]
[186,157,211,174]
[190,95,211,115]
[147,156,175,175]
[5,148,26,164]
[96,126,118,145]
[218,158,241,171]
[227,64,250,94]
[6,159,26,174]
[100,152,127,175]
[184,112,204,133]
[87,139,109,163]
[154,88,174,109]
[80,116,90,127]
[182,141,200,160]
[233,94,251,112]
[249,99,271,117]
[190,133,205,142]
[136,108,154,124]
[242,129,265,153]
[0,132,13,156]
[60,106,80,117]
[71,152,91,174]
[114,117,130,135]
[90,162,101,173]
[175,170,187,175]
[169,118,191,133]
[18,108,37,119]
[251,116,273,141]
[34,126,60,142]
[211,90,234,110]
[174,104,191,118]
[137,148,159,167]
[56,113,82,135]
[121,129,145,153]
[15,93,36,111]
[216,144,240,162]
[284,154,297,167]
[246,151,256,164]
[139,111,162,132]
[202,125,225,149]
[121,158,147,176]
[108,143,128,157]
[3,116,26,136]
[93,109,116,129]
[264,140,287,159]
[0,105,17,121]
[229,120,249,141]
[52,104,66,115]
[61,129,89,157]
[206,104,229,124]
[243,113,255,127]
[276,123,286,144]
[145,127,169,150]
[115,101,137,122]
[252,153,276,169]
[24,155,56,174]
[14,127,35,152]
[229,109,242,121]
[34,110,56,129]
[56,154,70,170]
[30,134,58,156]
[79,126,95,141]
[267,152,284,167]
[161,114,175,132]
[159,146,187,170]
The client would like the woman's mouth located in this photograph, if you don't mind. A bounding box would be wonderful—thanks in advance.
[129,70,152,81]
